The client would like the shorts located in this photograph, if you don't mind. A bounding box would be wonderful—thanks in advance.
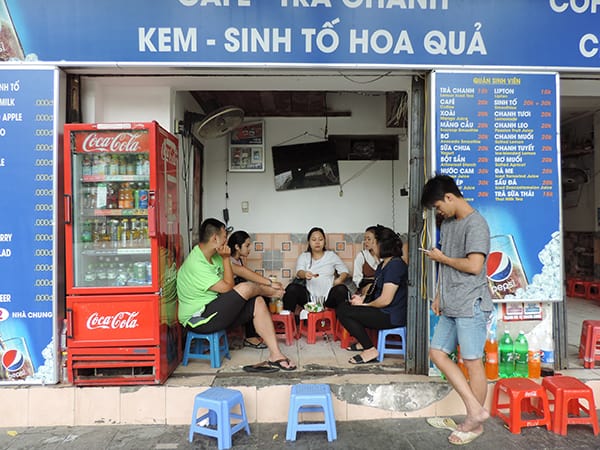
[430,299,490,360]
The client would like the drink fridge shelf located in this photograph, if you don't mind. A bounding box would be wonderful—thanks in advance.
[80,208,148,217]
[81,248,151,256]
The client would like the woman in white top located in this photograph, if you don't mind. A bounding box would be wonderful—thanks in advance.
[282,227,350,315]
[352,226,380,292]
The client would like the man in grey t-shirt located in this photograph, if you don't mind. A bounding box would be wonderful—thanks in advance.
[420,175,492,446]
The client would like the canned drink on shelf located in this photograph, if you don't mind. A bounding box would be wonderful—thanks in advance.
[138,188,148,209]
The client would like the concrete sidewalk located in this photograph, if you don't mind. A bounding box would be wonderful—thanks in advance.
[1,415,599,450]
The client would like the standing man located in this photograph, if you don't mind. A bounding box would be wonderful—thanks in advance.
[420,175,492,446]
[177,218,296,371]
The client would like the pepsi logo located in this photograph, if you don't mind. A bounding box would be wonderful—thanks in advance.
[487,251,513,282]
[2,348,24,372]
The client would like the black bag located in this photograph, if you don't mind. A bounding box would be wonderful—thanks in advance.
[290,277,306,287]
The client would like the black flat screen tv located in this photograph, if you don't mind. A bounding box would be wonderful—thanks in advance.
[272,141,340,191]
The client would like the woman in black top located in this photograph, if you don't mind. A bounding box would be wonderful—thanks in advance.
[337,225,408,365]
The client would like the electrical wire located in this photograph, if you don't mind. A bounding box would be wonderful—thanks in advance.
[338,71,392,84]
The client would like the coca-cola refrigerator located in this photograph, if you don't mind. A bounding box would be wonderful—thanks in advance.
[63,121,182,385]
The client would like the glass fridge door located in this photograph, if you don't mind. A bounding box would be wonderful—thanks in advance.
[71,137,152,289]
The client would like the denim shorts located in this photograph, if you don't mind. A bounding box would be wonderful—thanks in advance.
[430,299,490,360]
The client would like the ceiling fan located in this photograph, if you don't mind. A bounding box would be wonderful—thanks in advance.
[561,167,588,193]
[183,106,245,140]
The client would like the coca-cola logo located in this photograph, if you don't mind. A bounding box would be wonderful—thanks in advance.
[86,311,140,330]
[161,139,178,165]
[82,132,142,153]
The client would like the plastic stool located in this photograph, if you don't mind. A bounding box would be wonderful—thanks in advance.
[377,326,406,362]
[578,320,600,368]
[566,278,577,297]
[334,321,356,349]
[189,387,250,449]
[587,281,600,300]
[542,375,599,436]
[272,312,297,346]
[183,330,231,368]
[572,279,589,298]
[491,378,552,434]
[286,384,337,442]
[297,309,336,344]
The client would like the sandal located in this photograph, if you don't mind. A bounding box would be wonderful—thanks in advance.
[346,343,363,351]
[426,417,458,431]
[348,354,378,365]
[448,429,483,445]
[243,338,267,349]
[268,358,297,371]
[242,361,279,373]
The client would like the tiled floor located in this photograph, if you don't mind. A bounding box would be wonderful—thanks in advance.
[567,296,600,369]
[174,323,407,378]
[173,296,600,379]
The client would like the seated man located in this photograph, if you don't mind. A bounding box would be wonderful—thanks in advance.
[177,218,296,371]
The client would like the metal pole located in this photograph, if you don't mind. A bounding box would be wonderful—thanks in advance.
[406,74,428,375]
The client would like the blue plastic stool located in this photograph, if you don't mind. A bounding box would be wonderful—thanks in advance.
[286,384,337,442]
[183,330,231,368]
[377,326,406,362]
[189,387,250,449]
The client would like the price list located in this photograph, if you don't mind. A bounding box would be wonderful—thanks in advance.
[0,68,59,381]
[433,72,560,206]
[431,71,562,300]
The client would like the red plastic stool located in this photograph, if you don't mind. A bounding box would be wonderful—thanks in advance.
[297,309,336,344]
[566,278,577,297]
[578,320,600,368]
[587,282,600,301]
[542,375,599,436]
[334,321,356,349]
[271,312,297,346]
[572,279,589,298]
[491,378,552,434]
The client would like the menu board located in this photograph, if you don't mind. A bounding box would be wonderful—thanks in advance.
[0,67,60,384]
[431,71,562,303]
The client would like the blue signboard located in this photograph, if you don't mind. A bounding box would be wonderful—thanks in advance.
[0,67,59,384]
[1,0,600,69]
[431,71,562,303]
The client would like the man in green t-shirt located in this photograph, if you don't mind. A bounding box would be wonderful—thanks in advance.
[177,218,296,371]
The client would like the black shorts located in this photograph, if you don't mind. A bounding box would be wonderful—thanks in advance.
[185,290,258,334]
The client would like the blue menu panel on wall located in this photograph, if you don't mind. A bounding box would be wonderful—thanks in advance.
[0,67,58,384]
[431,71,561,303]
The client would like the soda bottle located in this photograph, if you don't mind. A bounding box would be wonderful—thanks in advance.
[514,331,529,378]
[499,331,514,378]
[541,333,555,370]
[484,331,499,380]
[528,334,541,378]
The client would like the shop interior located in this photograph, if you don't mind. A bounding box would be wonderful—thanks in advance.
[77,71,600,376]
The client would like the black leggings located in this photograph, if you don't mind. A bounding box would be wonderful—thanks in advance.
[283,283,348,312]
[184,290,258,334]
[336,302,398,350]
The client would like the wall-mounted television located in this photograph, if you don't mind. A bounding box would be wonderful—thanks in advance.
[272,141,340,191]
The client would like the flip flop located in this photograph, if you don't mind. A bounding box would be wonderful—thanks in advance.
[348,354,378,365]
[268,358,297,371]
[242,361,279,373]
[448,429,483,446]
[346,343,363,351]
[243,338,267,349]
[426,417,458,431]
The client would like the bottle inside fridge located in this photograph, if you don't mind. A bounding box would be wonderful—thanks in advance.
[73,150,152,288]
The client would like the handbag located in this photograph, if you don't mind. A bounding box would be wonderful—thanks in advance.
[290,277,307,287]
